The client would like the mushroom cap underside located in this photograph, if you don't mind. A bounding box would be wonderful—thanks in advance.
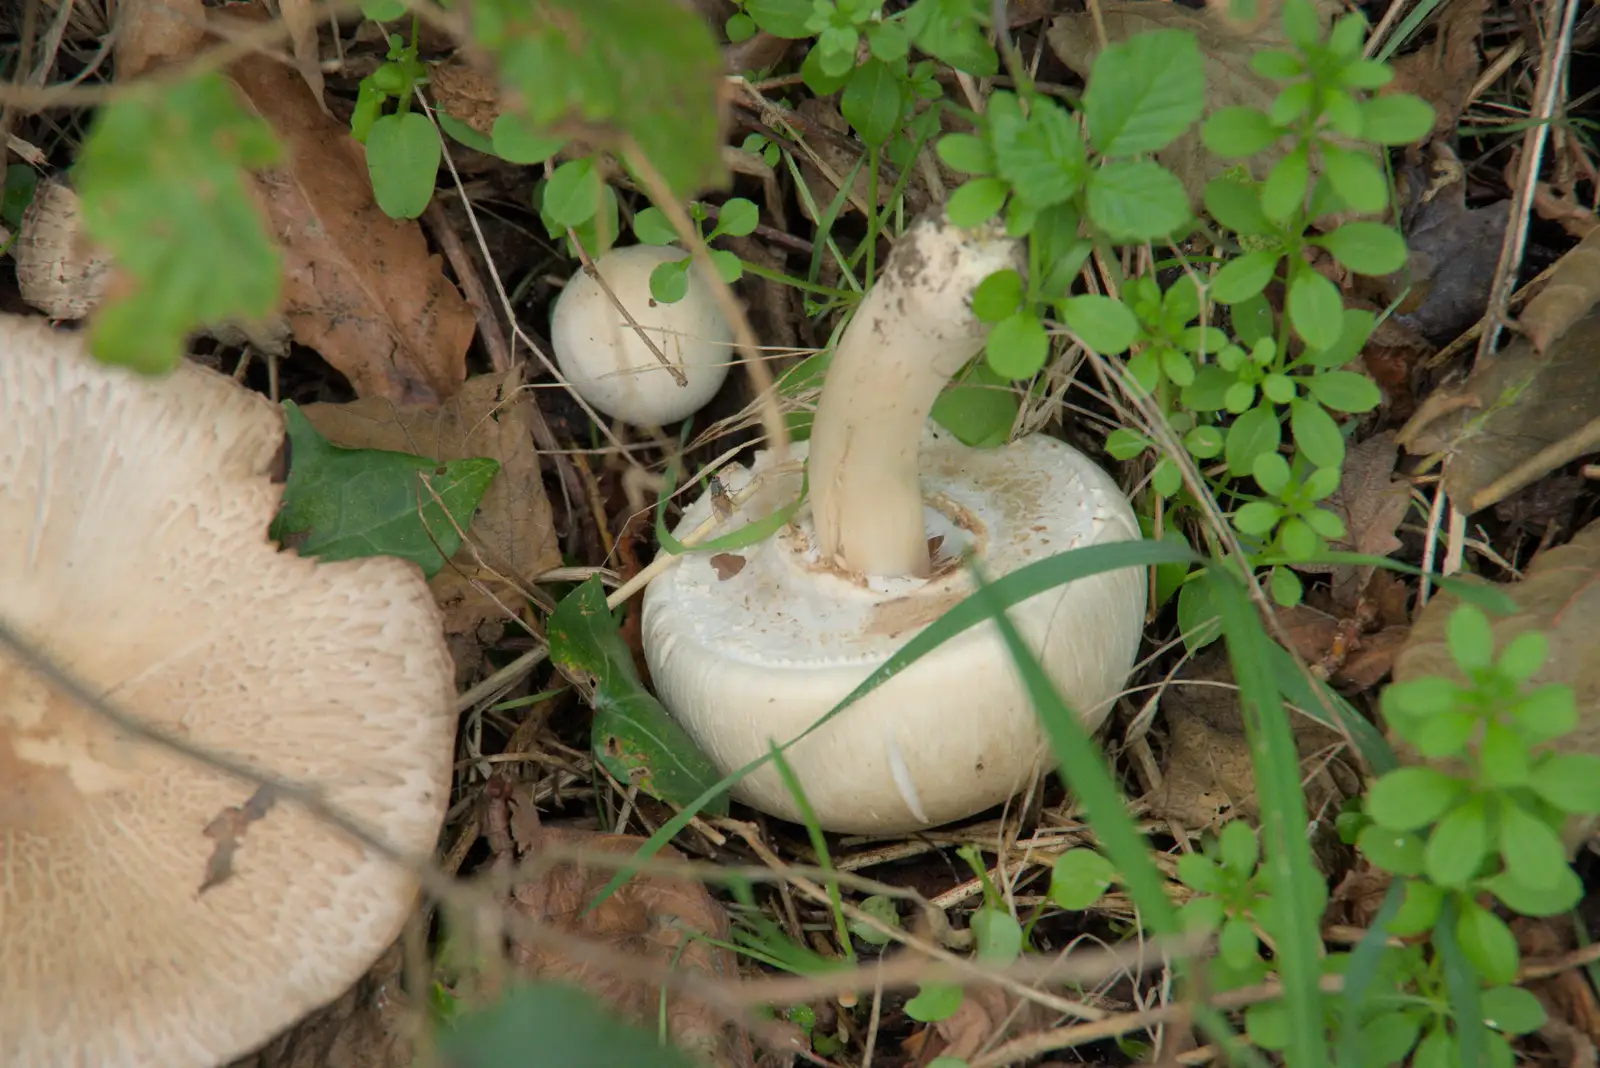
[640,431,1147,832]
[550,244,733,426]
[0,316,457,1068]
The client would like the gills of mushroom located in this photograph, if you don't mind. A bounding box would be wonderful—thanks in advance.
[0,315,457,1067]
[640,213,1147,835]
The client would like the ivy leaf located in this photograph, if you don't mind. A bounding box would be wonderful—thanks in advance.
[75,74,283,374]
[1086,160,1190,240]
[1083,28,1207,156]
[271,401,499,578]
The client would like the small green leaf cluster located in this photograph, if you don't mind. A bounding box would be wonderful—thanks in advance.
[632,198,760,301]
[1354,605,1599,985]
[734,0,989,155]
[906,845,1025,1025]
[351,29,440,220]
[936,28,1207,380]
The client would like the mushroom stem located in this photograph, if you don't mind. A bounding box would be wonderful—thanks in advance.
[808,214,1026,578]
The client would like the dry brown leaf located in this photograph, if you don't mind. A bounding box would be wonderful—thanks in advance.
[920,985,1041,1066]
[1399,303,1600,513]
[1388,0,1489,137]
[276,0,327,108]
[1047,0,1368,213]
[1150,653,1355,833]
[298,369,560,650]
[709,553,746,580]
[1291,431,1412,608]
[1519,223,1600,354]
[115,0,205,78]
[227,50,476,404]
[227,943,417,1068]
[483,785,755,1068]
[1392,517,1600,846]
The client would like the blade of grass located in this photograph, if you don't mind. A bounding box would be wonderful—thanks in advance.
[586,537,1195,911]
[1435,896,1486,1068]
[1208,566,1330,1068]
[1336,879,1405,1068]
[1253,553,1519,616]
[768,742,856,964]
[967,558,1268,1064]
[1266,644,1396,773]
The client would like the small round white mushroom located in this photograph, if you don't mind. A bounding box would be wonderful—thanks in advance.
[0,315,457,1067]
[13,178,112,321]
[640,213,1147,834]
[549,244,734,427]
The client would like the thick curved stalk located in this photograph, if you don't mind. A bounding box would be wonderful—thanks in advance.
[808,213,1025,578]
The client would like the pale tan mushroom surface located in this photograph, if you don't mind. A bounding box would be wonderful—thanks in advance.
[0,315,458,1067]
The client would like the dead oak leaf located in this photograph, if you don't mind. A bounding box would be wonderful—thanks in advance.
[298,369,560,647]
[482,784,756,1068]
[276,0,328,109]
[228,51,475,405]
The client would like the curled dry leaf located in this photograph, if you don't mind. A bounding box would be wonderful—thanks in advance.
[1392,517,1600,845]
[1047,0,1368,213]
[1371,144,1510,345]
[1149,652,1356,836]
[1399,301,1600,514]
[920,985,1040,1066]
[298,369,560,660]
[228,50,476,405]
[115,0,205,79]
[482,783,755,1068]
[1291,430,1412,609]
[14,179,112,320]
[1518,222,1600,355]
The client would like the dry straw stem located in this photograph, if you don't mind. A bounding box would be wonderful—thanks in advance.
[1473,0,1584,366]
[622,137,791,468]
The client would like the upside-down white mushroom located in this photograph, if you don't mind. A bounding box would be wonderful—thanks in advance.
[640,212,1147,834]
[0,316,457,1067]
[550,244,733,427]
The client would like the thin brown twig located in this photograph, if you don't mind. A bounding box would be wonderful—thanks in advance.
[1473,0,1583,366]
[621,137,791,468]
